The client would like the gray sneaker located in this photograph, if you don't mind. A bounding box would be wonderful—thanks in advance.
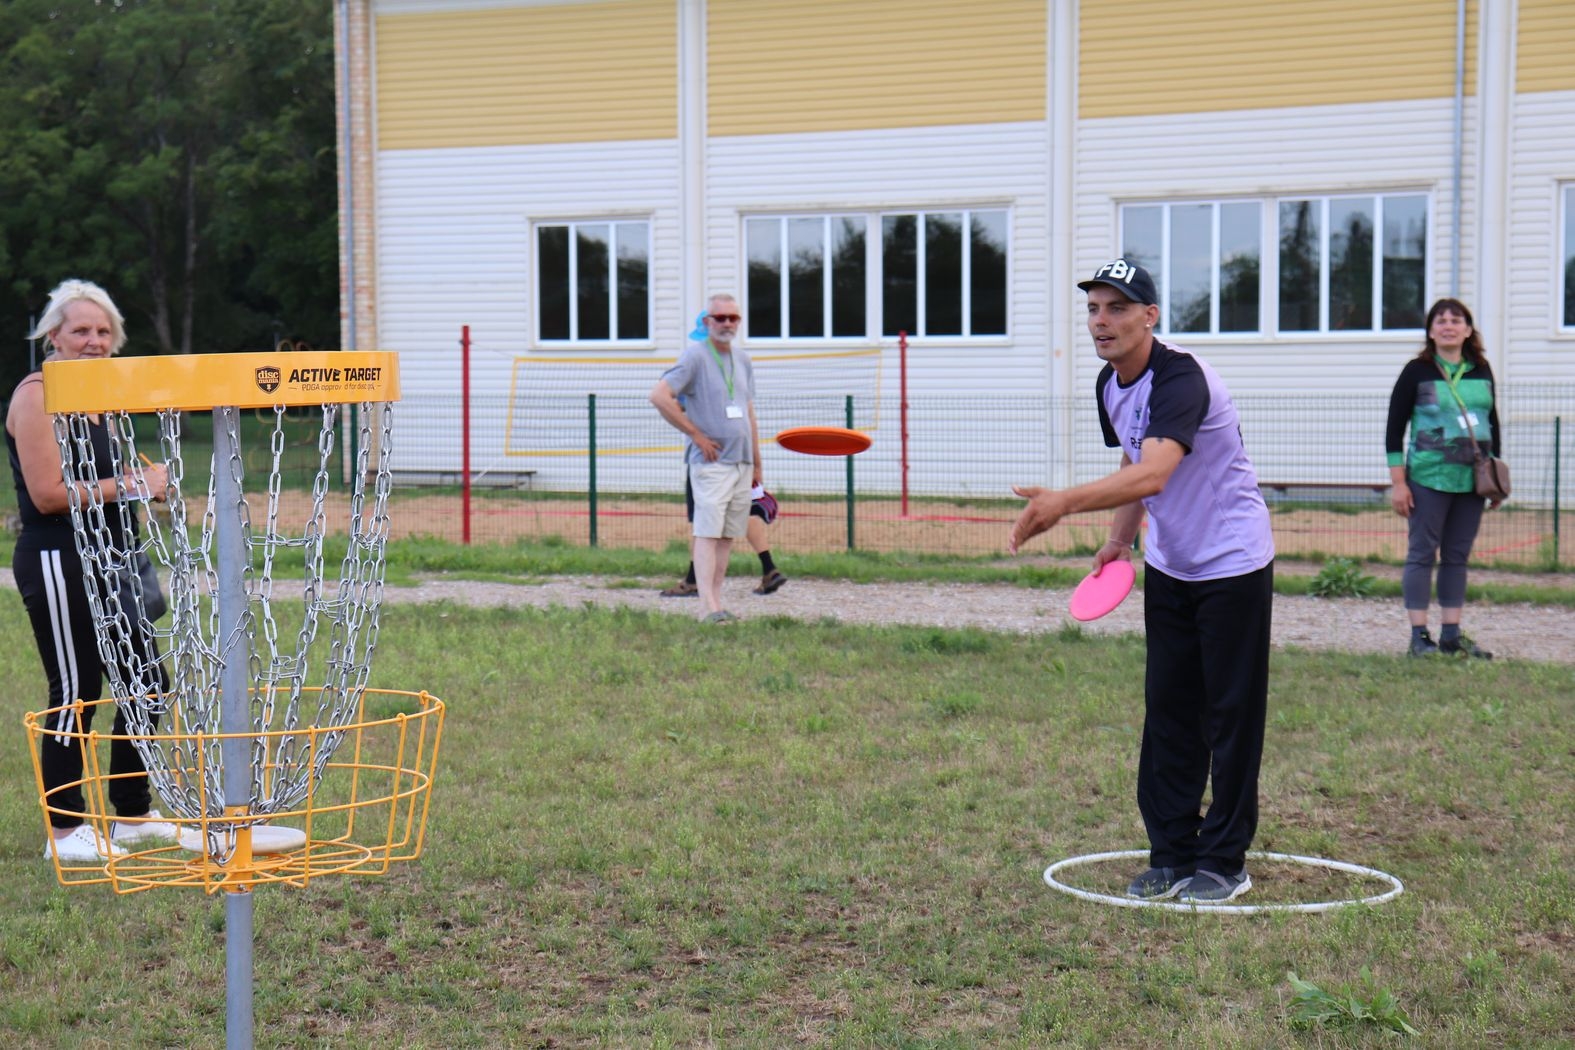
[1408,630,1439,657]
[1177,867,1251,904]
[1126,866,1193,899]
[1439,634,1492,659]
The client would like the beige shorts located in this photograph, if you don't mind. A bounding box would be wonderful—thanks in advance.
[690,462,752,539]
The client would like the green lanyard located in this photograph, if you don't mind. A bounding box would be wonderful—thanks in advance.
[705,338,735,401]
[1436,357,1475,429]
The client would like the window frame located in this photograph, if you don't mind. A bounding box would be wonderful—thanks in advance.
[740,205,1012,344]
[878,207,1012,341]
[1118,199,1264,336]
[532,217,653,347]
[1274,192,1429,335]
[742,213,871,342]
[1117,191,1431,338]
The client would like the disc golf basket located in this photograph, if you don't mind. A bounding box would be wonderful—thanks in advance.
[23,351,444,1049]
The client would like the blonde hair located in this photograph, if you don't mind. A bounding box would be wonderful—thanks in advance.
[30,279,127,355]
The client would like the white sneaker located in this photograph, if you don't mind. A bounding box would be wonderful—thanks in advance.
[111,809,178,846]
[44,824,127,863]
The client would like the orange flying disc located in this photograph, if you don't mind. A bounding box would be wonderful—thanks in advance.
[775,426,871,457]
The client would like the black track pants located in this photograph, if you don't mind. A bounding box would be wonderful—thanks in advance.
[1137,561,1273,875]
[14,543,165,828]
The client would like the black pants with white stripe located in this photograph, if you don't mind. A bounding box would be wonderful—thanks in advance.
[14,542,165,829]
[1137,561,1273,877]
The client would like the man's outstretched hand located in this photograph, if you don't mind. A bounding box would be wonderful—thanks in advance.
[1008,485,1068,554]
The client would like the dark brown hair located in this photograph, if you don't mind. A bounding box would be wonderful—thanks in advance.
[1414,297,1487,368]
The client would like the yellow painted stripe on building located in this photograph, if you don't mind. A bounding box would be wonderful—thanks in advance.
[1518,0,1575,93]
[708,0,1045,136]
[376,1,676,150]
[1081,0,1478,119]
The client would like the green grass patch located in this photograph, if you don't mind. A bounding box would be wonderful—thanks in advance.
[0,598,1570,1046]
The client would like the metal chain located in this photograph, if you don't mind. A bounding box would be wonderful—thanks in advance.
[55,402,396,861]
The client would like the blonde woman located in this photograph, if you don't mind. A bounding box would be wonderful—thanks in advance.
[8,279,174,861]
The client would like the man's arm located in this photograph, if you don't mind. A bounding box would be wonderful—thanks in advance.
[650,379,719,461]
[747,401,762,487]
[1008,438,1184,554]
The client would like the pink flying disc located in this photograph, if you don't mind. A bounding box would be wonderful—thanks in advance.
[1069,561,1136,622]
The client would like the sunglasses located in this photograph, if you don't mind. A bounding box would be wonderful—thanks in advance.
[708,314,742,324]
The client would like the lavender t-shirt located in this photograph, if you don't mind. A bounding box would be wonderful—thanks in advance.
[1096,340,1274,581]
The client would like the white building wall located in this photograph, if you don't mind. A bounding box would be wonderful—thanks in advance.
[374,139,683,481]
[1505,90,1575,384]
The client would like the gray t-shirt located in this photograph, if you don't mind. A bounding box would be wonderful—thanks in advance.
[662,339,755,466]
[1096,340,1274,581]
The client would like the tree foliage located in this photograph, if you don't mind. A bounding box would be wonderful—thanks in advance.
[0,0,338,393]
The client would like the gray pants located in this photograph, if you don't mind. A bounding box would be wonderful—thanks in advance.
[1403,482,1485,610]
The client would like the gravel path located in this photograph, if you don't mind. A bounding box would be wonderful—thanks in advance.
[3,563,1568,665]
[387,568,1575,666]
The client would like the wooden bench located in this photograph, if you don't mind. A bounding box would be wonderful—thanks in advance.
[395,470,538,491]
[1259,481,1390,503]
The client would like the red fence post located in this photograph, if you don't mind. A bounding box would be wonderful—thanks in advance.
[899,330,910,517]
[461,324,472,546]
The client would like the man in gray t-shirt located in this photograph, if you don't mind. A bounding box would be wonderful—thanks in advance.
[1009,259,1274,907]
[650,294,762,622]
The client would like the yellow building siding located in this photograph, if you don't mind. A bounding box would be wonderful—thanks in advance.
[1081,0,1478,119]
[1518,0,1575,93]
[376,0,676,150]
[707,0,1046,136]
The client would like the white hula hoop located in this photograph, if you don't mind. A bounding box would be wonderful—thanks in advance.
[1043,849,1404,915]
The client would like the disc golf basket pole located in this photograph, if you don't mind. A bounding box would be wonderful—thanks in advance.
[26,351,445,1050]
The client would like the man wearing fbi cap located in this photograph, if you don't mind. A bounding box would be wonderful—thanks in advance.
[1010,258,1275,905]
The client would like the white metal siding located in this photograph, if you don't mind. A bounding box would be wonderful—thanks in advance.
[1505,90,1575,383]
[375,140,683,480]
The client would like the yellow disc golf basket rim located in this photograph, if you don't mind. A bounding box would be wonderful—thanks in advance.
[28,688,445,894]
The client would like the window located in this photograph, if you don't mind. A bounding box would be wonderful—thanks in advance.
[1121,201,1261,334]
[536,220,650,342]
[1563,185,1575,329]
[745,215,866,338]
[1277,194,1426,332]
[743,208,1009,341]
[1119,192,1428,335]
[881,209,1008,337]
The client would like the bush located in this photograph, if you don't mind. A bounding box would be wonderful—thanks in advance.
[1307,557,1377,598]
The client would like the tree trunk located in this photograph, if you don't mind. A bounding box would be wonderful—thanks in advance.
[180,152,199,356]
[146,198,174,355]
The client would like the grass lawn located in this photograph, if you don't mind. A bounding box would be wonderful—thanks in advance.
[1,591,1571,1048]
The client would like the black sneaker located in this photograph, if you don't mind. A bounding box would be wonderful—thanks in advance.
[1408,630,1439,657]
[1125,866,1193,900]
[1439,634,1492,659]
[1177,867,1251,904]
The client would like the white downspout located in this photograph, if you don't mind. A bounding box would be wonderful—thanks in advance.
[1450,0,1465,295]
[1049,0,1076,486]
[679,0,705,325]
[1474,0,1515,383]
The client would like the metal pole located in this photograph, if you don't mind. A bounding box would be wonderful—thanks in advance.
[1554,416,1562,568]
[461,326,472,546]
[899,331,909,517]
[214,407,254,1050]
[845,395,855,552]
[588,394,598,548]
[1450,0,1465,294]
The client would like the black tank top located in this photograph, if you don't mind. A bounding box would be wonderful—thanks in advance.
[7,376,132,548]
